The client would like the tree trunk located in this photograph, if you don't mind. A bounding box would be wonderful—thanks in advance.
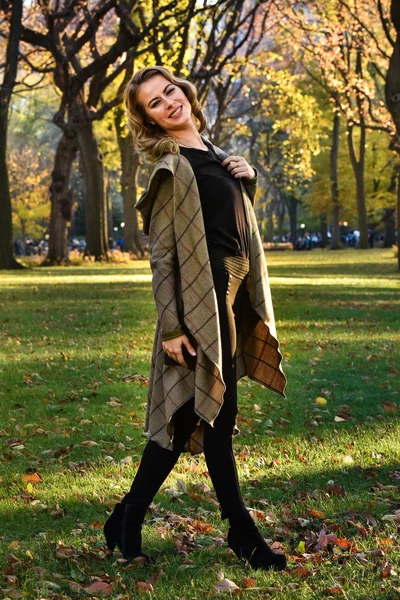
[385,3,400,269]
[330,105,341,249]
[397,171,400,270]
[320,213,328,248]
[382,208,396,247]
[0,0,23,270]
[114,105,143,255]
[71,97,109,260]
[105,169,113,242]
[347,123,368,248]
[285,194,298,242]
[43,132,77,265]
[277,194,285,241]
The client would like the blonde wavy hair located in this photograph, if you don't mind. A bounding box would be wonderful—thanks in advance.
[123,66,207,163]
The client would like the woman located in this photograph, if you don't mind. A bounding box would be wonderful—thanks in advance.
[104,66,287,571]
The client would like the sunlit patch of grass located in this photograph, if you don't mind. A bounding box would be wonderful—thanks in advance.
[0,248,399,599]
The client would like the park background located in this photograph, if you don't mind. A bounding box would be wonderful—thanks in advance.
[0,1,399,599]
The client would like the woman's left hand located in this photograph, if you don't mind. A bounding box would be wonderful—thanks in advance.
[221,156,256,180]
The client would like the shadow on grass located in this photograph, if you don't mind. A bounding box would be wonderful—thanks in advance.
[1,459,399,543]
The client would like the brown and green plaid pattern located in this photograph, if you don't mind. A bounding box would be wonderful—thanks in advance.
[135,140,286,454]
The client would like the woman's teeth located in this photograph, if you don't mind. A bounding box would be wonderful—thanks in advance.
[170,105,182,118]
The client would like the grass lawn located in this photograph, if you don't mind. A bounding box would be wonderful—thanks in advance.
[0,248,399,599]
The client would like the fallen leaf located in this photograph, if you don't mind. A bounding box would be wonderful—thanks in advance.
[137,581,155,592]
[215,578,240,593]
[194,482,211,493]
[335,537,354,550]
[307,508,325,519]
[85,581,113,596]
[242,578,257,588]
[323,587,343,595]
[381,513,400,522]
[22,473,41,484]
[327,483,345,496]
[176,479,187,493]
[80,440,98,447]
[8,541,19,550]
[290,565,311,577]
[381,562,397,578]
[316,397,327,405]
[297,541,306,553]
[55,545,75,559]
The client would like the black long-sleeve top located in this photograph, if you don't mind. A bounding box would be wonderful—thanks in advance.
[179,139,250,260]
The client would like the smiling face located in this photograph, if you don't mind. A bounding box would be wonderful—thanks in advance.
[136,74,193,134]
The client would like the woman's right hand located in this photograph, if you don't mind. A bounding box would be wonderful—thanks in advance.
[162,334,197,368]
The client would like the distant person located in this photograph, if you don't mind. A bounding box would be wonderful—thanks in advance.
[368,229,374,248]
[103,65,287,571]
[13,240,23,257]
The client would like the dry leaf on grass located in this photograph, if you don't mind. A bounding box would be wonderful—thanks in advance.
[323,586,343,595]
[22,473,41,484]
[381,562,397,578]
[215,578,240,593]
[289,564,312,577]
[242,577,257,588]
[137,581,155,592]
[84,581,113,596]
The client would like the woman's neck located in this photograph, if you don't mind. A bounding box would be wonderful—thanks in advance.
[173,130,207,150]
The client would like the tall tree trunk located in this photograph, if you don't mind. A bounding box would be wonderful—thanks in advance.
[347,123,368,248]
[330,105,341,249]
[43,132,77,265]
[277,193,285,241]
[0,0,23,270]
[71,96,109,260]
[397,171,400,266]
[382,208,396,247]
[285,194,298,242]
[114,105,143,255]
[385,1,400,269]
[105,169,113,241]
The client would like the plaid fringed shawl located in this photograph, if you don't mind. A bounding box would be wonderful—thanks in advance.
[135,138,287,454]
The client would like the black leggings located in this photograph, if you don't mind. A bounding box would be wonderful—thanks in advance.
[122,257,249,522]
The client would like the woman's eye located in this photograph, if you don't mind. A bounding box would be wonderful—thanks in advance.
[167,87,175,94]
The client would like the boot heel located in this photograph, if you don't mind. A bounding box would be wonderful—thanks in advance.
[106,538,116,552]
[104,515,117,552]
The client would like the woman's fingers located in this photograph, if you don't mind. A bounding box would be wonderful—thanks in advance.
[176,351,188,369]
[221,155,254,179]
[182,339,197,356]
[163,334,196,368]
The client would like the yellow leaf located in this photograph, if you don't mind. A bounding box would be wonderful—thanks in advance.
[316,397,327,405]
[297,540,306,553]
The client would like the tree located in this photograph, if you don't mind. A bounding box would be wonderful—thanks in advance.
[0,0,23,270]
[384,0,400,269]
[21,0,206,263]
[273,0,394,248]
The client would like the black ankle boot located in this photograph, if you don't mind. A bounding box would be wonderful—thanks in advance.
[103,503,150,563]
[227,513,286,571]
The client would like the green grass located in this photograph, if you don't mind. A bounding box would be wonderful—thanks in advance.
[0,248,399,599]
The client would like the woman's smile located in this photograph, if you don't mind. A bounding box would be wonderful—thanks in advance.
[169,104,183,119]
